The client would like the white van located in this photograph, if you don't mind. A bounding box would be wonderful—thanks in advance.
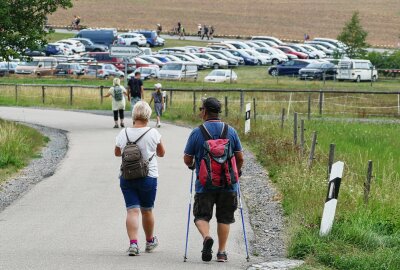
[337,60,378,82]
[158,62,198,80]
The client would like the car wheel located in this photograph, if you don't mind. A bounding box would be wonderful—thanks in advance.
[272,59,279,65]
[104,75,109,80]
[93,49,101,52]
[356,75,361,83]
[257,60,262,66]
[213,63,219,69]
[146,43,151,48]
[372,75,377,82]
[131,42,138,46]
[270,69,278,76]
[120,75,124,79]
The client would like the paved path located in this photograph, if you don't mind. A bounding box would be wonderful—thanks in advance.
[0,107,251,270]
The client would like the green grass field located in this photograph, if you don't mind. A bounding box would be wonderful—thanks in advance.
[0,119,47,184]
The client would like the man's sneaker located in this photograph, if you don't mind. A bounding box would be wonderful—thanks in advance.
[201,236,214,262]
[145,236,159,253]
[217,251,228,262]
[120,123,125,128]
[127,243,140,256]
[113,124,119,128]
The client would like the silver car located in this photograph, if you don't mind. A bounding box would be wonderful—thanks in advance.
[86,64,124,79]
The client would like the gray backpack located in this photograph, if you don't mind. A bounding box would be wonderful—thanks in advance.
[113,86,123,101]
[121,128,155,180]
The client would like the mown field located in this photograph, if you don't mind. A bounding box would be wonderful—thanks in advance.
[0,119,47,184]
[50,0,400,46]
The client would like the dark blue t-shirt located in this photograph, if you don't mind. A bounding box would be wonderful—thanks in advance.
[184,120,243,193]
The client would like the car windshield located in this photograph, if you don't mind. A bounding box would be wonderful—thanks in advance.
[209,70,226,76]
[306,63,325,69]
[162,63,182,71]
[20,61,39,66]
[140,68,152,74]
[88,65,102,70]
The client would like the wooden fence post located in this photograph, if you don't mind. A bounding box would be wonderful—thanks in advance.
[300,119,305,155]
[319,91,323,115]
[15,85,18,102]
[193,90,196,114]
[225,96,228,117]
[69,86,73,106]
[100,86,104,104]
[280,108,285,129]
[293,112,298,145]
[169,90,173,106]
[308,94,311,120]
[364,160,373,205]
[328,144,336,180]
[42,86,45,104]
[253,98,256,121]
[240,90,244,113]
[308,131,317,169]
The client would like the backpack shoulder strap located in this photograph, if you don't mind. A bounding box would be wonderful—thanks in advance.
[134,127,152,144]
[199,124,212,141]
[220,123,229,139]
[124,128,131,143]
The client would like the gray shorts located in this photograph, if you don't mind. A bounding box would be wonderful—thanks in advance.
[154,103,163,116]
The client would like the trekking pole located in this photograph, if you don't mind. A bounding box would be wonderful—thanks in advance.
[183,170,195,262]
[237,180,250,262]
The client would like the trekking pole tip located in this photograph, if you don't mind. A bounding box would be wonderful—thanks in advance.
[184,256,187,262]
[246,256,250,262]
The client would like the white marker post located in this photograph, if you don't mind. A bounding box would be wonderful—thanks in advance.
[245,103,251,134]
[163,91,167,112]
[320,161,344,236]
[110,45,144,86]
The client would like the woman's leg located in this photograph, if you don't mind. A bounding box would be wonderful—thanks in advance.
[126,208,140,241]
[141,209,155,241]
[113,110,119,127]
[119,109,124,126]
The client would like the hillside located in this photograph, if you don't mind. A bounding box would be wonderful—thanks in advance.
[50,0,400,46]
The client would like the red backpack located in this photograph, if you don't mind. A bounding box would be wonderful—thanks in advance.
[198,123,239,190]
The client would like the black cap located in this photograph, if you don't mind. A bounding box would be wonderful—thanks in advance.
[203,97,221,113]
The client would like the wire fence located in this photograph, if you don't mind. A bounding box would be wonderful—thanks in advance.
[1,83,399,118]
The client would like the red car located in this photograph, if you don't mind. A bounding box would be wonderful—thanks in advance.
[133,58,159,69]
[274,46,309,59]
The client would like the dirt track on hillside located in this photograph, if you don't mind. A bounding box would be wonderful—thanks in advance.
[50,0,400,46]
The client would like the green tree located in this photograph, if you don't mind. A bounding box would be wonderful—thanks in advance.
[0,0,72,60]
[337,11,368,58]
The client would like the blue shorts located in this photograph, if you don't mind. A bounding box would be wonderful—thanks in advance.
[120,176,157,210]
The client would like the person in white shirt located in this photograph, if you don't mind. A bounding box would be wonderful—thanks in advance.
[103,78,128,128]
[115,101,165,256]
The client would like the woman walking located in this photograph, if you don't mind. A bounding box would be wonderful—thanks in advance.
[149,83,164,128]
[103,78,128,128]
[115,101,165,256]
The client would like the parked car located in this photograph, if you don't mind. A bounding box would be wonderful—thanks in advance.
[54,63,85,76]
[184,53,211,68]
[286,44,315,58]
[134,30,164,47]
[244,41,261,48]
[222,41,252,50]
[163,54,182,62]
[275,46,308,59]
[24,48,45,57]
[242,49,271,65]
[226,49,258,65]
[207,52,239,67]
[299,62,336,80]
[251,36,284,45]
[209,50,244,65]
[158,47,194,54]
[255,47,288,65]
[152,55,171,63]
[268,60,313,76]
[336,59,378,82]
[313,38,348,51]
[44,43,64,56]
[117,33,147,47]
[307,43,334,57]
[86,63,124,79]
[15,57,57,76]
[132,58,159,69]
[55,39,85,53]
[297,44,326,59]
[194,53,229,69]
[138,56,165,67]
[70,38,108,52]
[159,62,198,80]
[172,54,205,69]
[127,66,160,80]
[0,62,18,76]
[76,29,117,47]
[86,52,126,71]
[204,69,237,83]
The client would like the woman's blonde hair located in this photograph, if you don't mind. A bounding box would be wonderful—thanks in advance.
[132,101,152,121]
[113,78,121,86]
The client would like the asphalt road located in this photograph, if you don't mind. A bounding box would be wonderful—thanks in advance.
[0,107,251,270]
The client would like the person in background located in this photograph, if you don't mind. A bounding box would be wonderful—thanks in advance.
[202,24,209,40]
[209,25,215,40]
[103,78,128,128]
[128,71,145,118]
[156,24,162,36]
[115,101,165,256]
[74,15,81,30]
[179,25,186,40]
[149,83,164,128]
[197,24,202,37]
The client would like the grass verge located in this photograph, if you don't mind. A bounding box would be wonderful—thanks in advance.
[0,119,47,184]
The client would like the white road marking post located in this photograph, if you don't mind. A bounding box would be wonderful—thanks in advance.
[245,103,251,134]
[163,91,167,112]
[320,161,344,236]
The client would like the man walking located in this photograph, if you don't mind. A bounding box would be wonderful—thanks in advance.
[201,24,209,40]
[128,71,144,117]
[183,97,244,262]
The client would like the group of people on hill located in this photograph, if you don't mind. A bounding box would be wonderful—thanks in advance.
[103,74,244,263]
[197,24,215,40]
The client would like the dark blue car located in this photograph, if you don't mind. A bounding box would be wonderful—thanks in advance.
[45,44,63,56]
[226,50,258,65]
[136,30,164,47]
[268,60,312,76]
